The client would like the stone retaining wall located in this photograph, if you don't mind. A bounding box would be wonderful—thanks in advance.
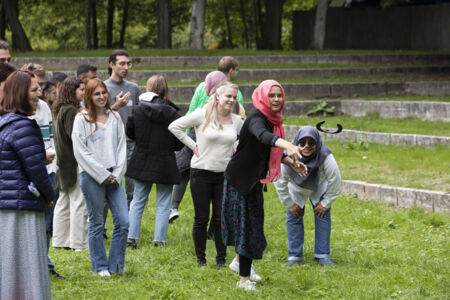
[176,100,449,121]
[47,66,450,82]
[342,180,449,214]
[166,81,450,101]
[13,54,450,70]
[283,126,450,147]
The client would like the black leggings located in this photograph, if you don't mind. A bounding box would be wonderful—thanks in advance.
[239,254,252,277]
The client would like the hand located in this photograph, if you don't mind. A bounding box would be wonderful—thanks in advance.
[45,151,56,164]
[285,143,303,168]
[193,145,200,158]
[288,203,303,218]
[314,202,328,218]
[282,156,308,177]
[46,200,53,209]
[103,174,116,184]
[113,91,130,110]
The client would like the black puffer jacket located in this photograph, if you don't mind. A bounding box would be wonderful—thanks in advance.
[126,92,184,184]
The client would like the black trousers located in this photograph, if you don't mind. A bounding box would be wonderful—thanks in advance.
[190,168,226,263]
[171,169,190,210]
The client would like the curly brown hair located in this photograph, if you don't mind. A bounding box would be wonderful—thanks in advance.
[52,77,83,115]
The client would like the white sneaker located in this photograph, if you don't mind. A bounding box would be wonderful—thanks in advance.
[237,280,256,291]
[98,270,111,277]
[229,258,262,282]
[169,209,179,223]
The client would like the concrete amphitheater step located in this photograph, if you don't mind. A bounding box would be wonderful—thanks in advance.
[165,81,450,102]
[47,66,450,82]
[283,126,450,147]
[175,100,449,121]
[13,53,450,70]
[342,180,449,214]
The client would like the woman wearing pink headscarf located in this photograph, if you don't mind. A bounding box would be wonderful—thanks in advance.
[221,80,307,291]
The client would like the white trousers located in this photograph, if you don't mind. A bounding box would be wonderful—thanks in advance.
[52,179,88,249]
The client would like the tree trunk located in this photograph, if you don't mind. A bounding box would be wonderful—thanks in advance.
[85,0,92,49]
[189,0,206,50]
[157,0,171,48]
[0,5,6,40]
[92,0,98,49]
[119,0,129,48]
[260,0,285,50]
[1,0,32,51]
[222,0,233,48]
[252,0,263,49]
[239,0,249,49]
[106,0,114,48]
[312,0,328,50]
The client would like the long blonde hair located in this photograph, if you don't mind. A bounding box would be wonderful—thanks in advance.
[202,80,238,132]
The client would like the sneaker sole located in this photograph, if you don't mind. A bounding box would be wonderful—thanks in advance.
[169,215,179,223]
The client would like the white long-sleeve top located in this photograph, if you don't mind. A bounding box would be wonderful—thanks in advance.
[274,154,341,209]
[168,108,243,172]
[72,110,127,184]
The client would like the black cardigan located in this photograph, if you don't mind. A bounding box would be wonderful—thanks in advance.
[126,97,184,184]
[225,110,278,195]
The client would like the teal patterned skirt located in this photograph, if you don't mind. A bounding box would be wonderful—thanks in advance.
[221,179,267,259]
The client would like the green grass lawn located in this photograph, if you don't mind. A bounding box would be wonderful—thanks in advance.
[12,49,447,58]
[283,115,450,137]
[48,185,449,299]
[327,141,449,192]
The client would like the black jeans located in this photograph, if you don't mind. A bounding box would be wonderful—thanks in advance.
[171,169,190,210]
[190,168,226,264]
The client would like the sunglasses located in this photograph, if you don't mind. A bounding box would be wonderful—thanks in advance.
[299,138,316,147]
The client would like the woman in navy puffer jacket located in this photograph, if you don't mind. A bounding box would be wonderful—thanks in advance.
[0,71,55,300]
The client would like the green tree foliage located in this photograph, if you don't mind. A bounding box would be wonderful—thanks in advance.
[13,0,190,51]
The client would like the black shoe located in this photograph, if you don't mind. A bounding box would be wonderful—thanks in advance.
[49,270,66,280]
[216,258,225,269]
[197,259,207,267]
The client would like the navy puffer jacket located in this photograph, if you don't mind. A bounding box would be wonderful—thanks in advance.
[0,113,54,211]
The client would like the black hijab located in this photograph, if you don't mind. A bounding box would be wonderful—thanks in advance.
[283,126,331,191]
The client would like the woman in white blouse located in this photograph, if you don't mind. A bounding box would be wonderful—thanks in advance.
[169,81,243,267]
[72,78,129,277]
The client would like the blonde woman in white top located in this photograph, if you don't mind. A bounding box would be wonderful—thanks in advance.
[169,81,243,267]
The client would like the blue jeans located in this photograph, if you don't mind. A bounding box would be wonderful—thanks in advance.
[79,172,129,273]
[128,179,172,244]
[45,172,59,271]
[286,200,331,262]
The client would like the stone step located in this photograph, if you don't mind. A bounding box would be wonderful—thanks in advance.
[284,126,450,147]
[12,53,450,70]
[165,81,450,103]
[176,99,449,121]
[342,180,449,214]
[47,66,450,83]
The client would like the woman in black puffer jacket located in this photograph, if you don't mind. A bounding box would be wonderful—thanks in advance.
[126,75,184,248]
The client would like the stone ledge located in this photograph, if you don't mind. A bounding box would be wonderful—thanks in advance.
[13,54,450,70]
[166,82,450,104]
[45,66,450,82]
[283,125,449,147]
[342,180,449,213]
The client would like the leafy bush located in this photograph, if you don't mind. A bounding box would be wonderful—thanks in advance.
[307,100,335,116]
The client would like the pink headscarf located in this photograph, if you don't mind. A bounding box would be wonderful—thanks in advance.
[205,71,227,96]
[252,79,286,184]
